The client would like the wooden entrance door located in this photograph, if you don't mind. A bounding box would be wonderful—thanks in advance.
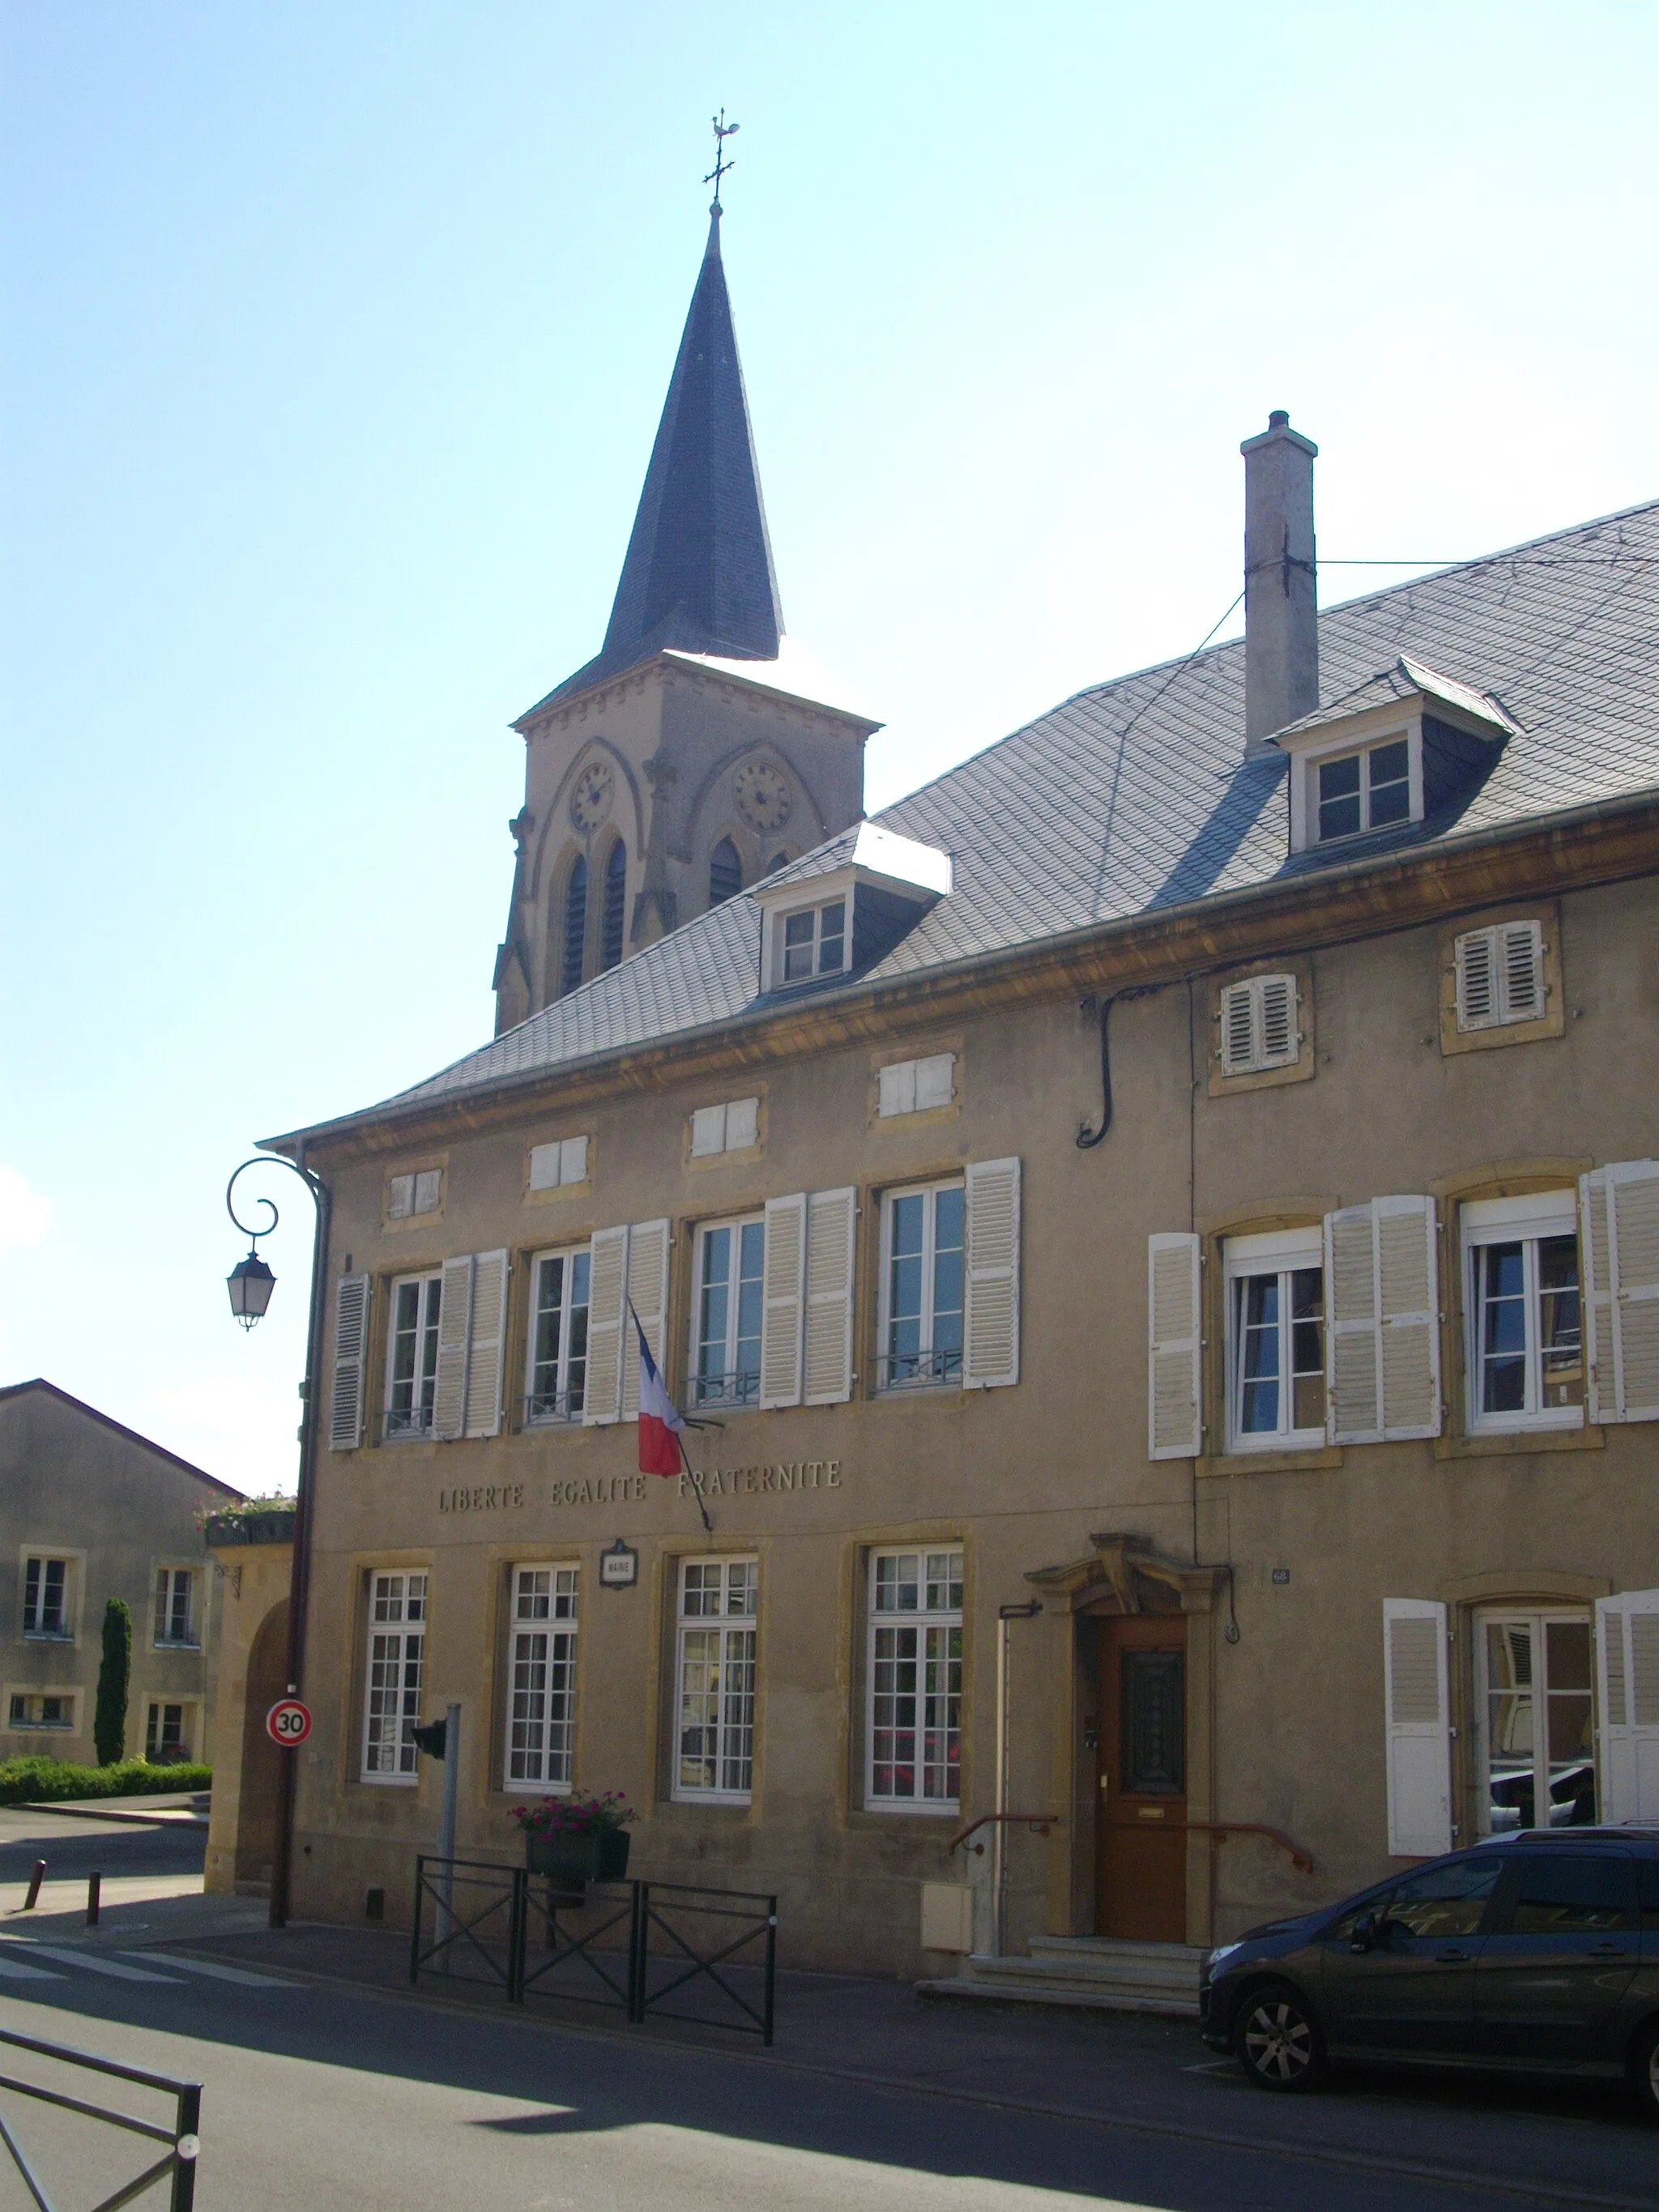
[1096,1613,1188,1941]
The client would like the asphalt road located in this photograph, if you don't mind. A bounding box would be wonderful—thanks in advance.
[0,1813,1655,2211]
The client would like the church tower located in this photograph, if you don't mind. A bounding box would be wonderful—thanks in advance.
[493,194,878,1034]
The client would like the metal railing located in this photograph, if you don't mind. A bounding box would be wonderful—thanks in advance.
[877,1347,963,1389]
[412,1859,777,2042]
[683,1369,760,1413]
[522,1390,585,1426]
[382,1405,435,1441]
[0,2025,201,2212]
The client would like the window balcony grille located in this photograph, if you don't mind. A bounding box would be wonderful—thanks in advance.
[523,1389,585,1426]
[382,1405,436,1441]
[877,1347,963,1392]
[684,1369,761,1413]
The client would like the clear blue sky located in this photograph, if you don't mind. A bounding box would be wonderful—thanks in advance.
[5,1,1657,1490]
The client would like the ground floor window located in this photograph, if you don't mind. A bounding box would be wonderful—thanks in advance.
[507,1565,578,1788]
[362,1571,427,1781]
[145,1700,193,1762]
[867,1548,963,1809]
[7,1693,73,1731]
[1477,1609,1595,1831]
[673,1556,757,1801]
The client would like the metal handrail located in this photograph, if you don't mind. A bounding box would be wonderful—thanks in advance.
[1178,1820,1314,1873]
[949,1813,1061,1855]
[0,2025,201,2211]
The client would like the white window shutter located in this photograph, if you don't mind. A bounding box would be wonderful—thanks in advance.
[1499,921,1544,1021]
[964,1157,1021,1390]
[725,1097,759,1149]
[561,1135,589,1183]
[1384,1599,1452,1856]
[878,1062,917,1118]
[621,1218,671,1421]
[1597,1590,1659,1823]
[463,1249,509,1438]
[1146,1232,1201,1458]
[1582,1160,1659,1425]
[758,1193,807,1409]
[1325,1204,1382,1443]
[328,1273,371,1450]
[413,1169,441,1214]
[1376,1196,1441,1439]
[689,1106,725,1157]
[915,1054,955,1109]
[1219,983,1255,1075]
[1455,928,1497,1029]
[528,1144,559,1191]
[387,1174,414,1220]
[804,1187,857,1405]
[432,1254,476,1441]
[582,1226,629,1426]
[1258,975,1296,1065]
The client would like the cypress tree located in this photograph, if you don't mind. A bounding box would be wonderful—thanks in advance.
[93,1597,132,1767]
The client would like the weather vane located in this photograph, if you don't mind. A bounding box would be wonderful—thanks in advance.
[705,109,740,208]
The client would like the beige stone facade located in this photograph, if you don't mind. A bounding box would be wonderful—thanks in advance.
[202,1521,292,1895]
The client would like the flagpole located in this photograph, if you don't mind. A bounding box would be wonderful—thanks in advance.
[629,1298,714,1533]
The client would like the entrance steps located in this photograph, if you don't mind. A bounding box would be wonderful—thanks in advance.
[916,1935,1205,2018]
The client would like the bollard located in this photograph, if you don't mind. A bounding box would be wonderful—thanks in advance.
[23,1862,45,1912]
[87,1873,100,1927]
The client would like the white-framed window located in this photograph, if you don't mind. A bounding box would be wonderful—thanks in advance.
[673,1557,757,1802]
[1455,922,1546,1031]
[145,1700,195,1762]
[1462,1193,1584,1433]
[526,1247,591,1422]
[689,1097,760,1157]
[7,1693,74,1732]
[361,1571,427,1782]
[385,1271,442,1438]
[776,897,847,985]
[388,1170,442,1221]
[866,1549,963,1811]
[690,1215,765,1410]
[1225,1228,1325,1451]
[878,1180,965,1389]
[1314,735,1413,842]
[153,1567,196,1647]
[505,1565,578,1790]
[528,1136,589,1191]
[1218,975,1299,1076]
[877,1054,955,1118]
[1476,1609,1595,1834]
[22,1557,70,1640]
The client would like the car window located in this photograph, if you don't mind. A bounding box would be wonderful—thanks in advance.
[1641,1858,1659,1935]
[1384,1859,1504,1938]
[1507,1855,1634,1934]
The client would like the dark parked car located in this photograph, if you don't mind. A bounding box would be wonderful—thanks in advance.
[1200,1830,1659,2119]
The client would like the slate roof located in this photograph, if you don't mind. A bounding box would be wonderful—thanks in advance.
[522,208,783,715]
[331,497,1659,1128]
[1271,654,1520,742]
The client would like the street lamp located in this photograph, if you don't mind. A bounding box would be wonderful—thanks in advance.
[223,1152,330,1930]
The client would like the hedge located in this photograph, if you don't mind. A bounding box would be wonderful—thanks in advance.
[0,1757,211,1807]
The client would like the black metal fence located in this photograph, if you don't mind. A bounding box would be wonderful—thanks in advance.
[412,1860,778,2043]
[0,2024,202,2212]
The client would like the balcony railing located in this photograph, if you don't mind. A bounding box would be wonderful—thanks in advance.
[382,1404,435,1441]
[877,1346,963,1391]
[683,1369,761,1413]
[524,1390,585,1426]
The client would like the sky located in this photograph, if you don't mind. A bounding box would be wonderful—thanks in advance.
[4,1,1658,1494]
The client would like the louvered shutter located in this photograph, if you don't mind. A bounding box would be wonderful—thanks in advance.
[621,1218,671,1421]
[432,1254,476,1441]
[1499,922,1544,1021]
[1580,1161,1659,1424]
[463,1249,509,1438]
[804,1187,857,1405]
[1384,1599,1452,1856]
[1597,1590,1659,1823]
[582,1226,629,1426]
[1375,1196,1441,1438]
[1219,983,1256,1075]
[328,1273,371,1450]
[963,1157,1021,1390]
[757,1194,807,1409]
[1258,975,1296,1066]
[1325,1205,1381,1443]
[1147,1233,1202,1458]
[1455,930,1497,1028]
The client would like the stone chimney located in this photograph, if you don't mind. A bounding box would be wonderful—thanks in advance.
[1240,411,1319,755]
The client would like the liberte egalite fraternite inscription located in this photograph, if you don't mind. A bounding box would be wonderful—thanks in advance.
[436,1461,844,1515]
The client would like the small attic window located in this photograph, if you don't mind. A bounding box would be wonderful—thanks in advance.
[778,899,847,984]
[1219,975,1299,1076]
[1316,738,1411,842]
[1456,922,1546,1030]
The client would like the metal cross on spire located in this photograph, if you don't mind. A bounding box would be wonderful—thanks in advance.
[704,109,740,208]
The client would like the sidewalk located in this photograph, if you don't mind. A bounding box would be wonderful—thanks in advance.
[17,1792,208,1830]
[99,1895,1659,2212]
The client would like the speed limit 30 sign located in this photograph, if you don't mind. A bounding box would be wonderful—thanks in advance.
[266,1698,313,1747]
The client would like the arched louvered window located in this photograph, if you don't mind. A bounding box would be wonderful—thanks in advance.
[600,839,627,971]
[767,851,791,876]
[709,838,743,908]
[560,855,588,995]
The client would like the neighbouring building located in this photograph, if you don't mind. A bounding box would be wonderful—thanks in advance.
[0,1380,242,1769]
[202,1507,295,1896]
[250,204,1659,1980]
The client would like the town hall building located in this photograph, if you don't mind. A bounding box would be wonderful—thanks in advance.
[236,190,1659,1997]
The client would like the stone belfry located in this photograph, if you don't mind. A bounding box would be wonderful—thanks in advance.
[493,162,878,1034]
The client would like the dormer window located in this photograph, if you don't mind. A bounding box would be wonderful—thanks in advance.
[781,898,847,982]
[1316,738,1410,842]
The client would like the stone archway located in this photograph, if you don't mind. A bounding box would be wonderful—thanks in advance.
[234,1600,289,1892]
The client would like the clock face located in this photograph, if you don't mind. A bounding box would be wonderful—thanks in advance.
[734,760,791,833]
[569,761,614,834]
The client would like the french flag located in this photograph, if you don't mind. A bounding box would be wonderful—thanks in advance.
[633,1306,686,1477]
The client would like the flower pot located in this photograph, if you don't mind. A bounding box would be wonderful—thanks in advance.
[525,1828,630,1884]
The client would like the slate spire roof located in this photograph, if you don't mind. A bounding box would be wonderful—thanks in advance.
[526,207,783,714]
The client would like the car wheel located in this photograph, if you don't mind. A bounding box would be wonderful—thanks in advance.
[1633,2018,1659,2125]
[1235,1979,1328,2093]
